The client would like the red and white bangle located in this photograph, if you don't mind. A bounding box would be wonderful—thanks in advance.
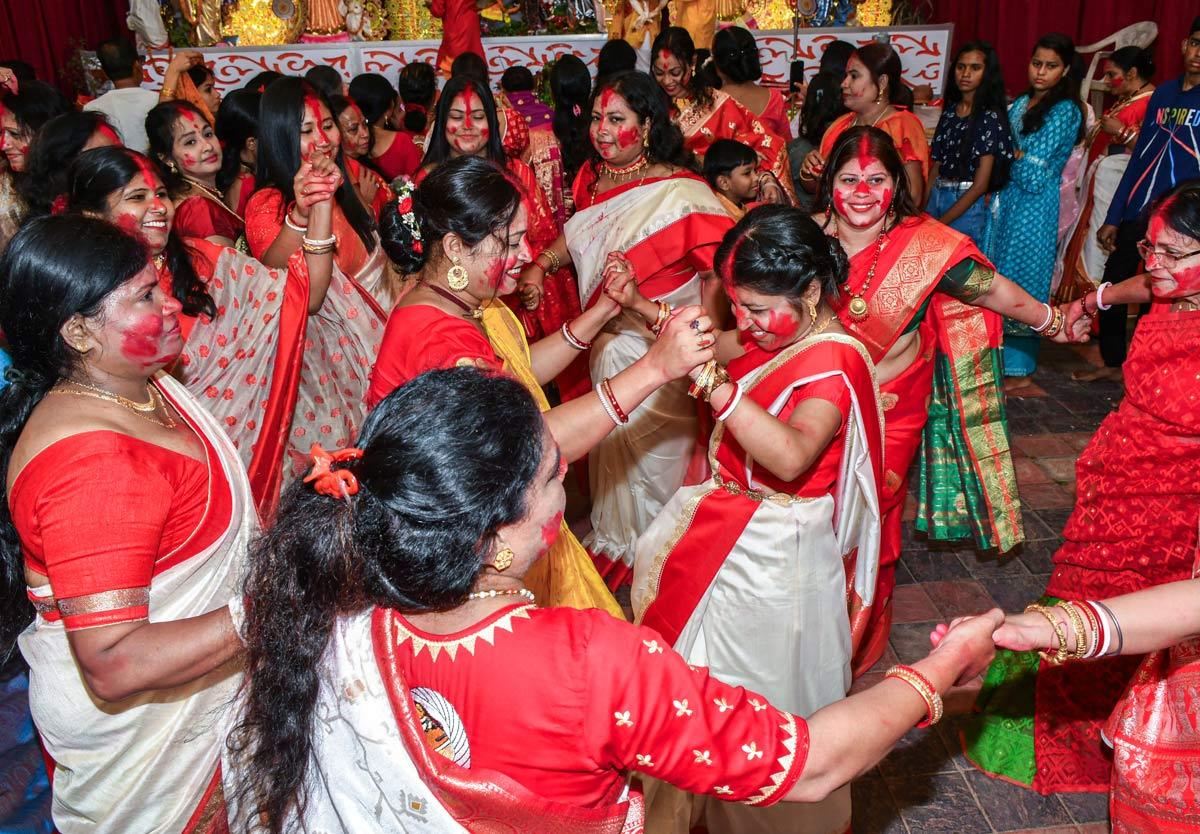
[713,382,742,422]
[884,664,943,728]
[561,321,591,351]
[1095,281,1113,311]
[595,378,629,426]
[284,211,308,234]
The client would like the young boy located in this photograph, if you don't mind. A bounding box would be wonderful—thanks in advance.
[703,139,762,219]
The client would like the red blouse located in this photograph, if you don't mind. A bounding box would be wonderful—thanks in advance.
[391,604,808,808]
[371,131,421,181]
[173,194,244,242]
[367,305,496,409]
[10,429,232,630]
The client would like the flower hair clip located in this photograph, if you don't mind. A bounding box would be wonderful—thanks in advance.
[572,103,581,117]
[391,177,423,255]
[304,442,364,500]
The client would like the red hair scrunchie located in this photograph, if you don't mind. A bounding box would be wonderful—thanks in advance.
[303,442,364,500]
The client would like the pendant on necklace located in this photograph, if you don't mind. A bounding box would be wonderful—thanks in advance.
[848,295,869,320]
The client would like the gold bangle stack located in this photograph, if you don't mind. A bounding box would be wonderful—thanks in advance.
[302,234,336,255]
[688,360,730,401]
[884,665,943,727]
[1025,603,1070,664]
[537,249,561,273]
[1055,600,1090,661]
[1036,305,1066,338]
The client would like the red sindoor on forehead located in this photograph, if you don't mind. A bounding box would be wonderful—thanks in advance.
[132,153,160,191]
[305,94,331,147]
[98,123,122,145]
[857,132,874,171]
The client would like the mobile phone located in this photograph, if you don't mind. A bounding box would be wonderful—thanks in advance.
[789,60,806,94]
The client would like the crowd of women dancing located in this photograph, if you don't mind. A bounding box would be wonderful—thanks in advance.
[0,20,1197,834]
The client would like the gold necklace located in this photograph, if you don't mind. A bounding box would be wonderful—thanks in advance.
[52,381,178,428]
[855,104,891,129]
[601,155,649,185]
[830,216,890,320]
[181,176,243,220]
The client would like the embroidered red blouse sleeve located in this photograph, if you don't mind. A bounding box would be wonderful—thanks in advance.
[16,440,176,630]
[367,307,500,408]
[584,617,808,806]
[508,158,558,249]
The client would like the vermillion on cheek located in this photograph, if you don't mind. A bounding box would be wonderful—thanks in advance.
[880,187,892,214]
[1110,73,1125,89]
[832,189,848,215]
[304,96,330,158]
[115,212,143,237]
[764,308,800,339]
[485,255,506,289]
[121,315,170,366]
[540,511,563,549]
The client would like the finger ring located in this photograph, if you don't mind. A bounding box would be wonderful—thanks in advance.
[690,319,701,331]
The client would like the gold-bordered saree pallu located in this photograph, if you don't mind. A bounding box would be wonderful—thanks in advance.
[632,333,883,688]
[832,216,1022,675]
[20,374,254,834]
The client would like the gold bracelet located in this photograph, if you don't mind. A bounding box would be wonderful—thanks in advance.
[1025,603,1070,665]
[650,301,671,335]
[537,248,561,273]
[884,665,943,727]
[1055,601,1089,661]
[301,242,336,255]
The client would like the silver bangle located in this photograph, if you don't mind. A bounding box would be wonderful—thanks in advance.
[302,234,337,247]
[284,213,308,234]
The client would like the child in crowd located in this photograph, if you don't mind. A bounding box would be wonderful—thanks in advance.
[703,138,760,219]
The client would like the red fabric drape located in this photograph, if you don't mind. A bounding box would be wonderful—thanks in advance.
[930,1,1189,95]
[0,0,128,90]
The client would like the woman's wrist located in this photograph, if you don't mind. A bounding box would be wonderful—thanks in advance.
[633,296,660,324]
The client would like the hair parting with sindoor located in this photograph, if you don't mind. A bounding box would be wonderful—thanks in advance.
[227,366,547,833]
[715,204,847,304]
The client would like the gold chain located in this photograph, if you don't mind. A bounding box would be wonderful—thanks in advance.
[51,381,178,429]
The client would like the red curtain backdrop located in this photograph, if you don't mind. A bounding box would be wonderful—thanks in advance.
[929,0,1191,95]
[0,0,129,90]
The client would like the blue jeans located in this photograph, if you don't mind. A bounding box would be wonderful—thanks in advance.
[928,182,988,248]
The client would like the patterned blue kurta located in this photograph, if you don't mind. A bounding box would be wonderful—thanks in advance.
[986,95,1081,373]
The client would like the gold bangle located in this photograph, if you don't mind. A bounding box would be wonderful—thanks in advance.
[538,248,561,273]
[1055,601,1089,660]
[884,665,943,727]
[1025,603,1070,665]
[650,301,671,335]
[301,242,335,255]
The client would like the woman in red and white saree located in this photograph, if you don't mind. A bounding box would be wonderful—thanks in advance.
[546,71,734,586]
[967,183,1200,797]
[2,216,252,833]
[815,128,1083,675]
[247,77,398,313]
[69,146,376,515]
[228,365,1002,833]
[631,207,882,834]
[651,30,795,203]
[367,156,715,615]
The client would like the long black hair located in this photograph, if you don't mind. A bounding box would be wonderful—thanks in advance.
[0,80,70,139]
[397,61,436,134]
[711,26,763,84]
[380,155,522,275]
[815,126,920,222]
[144,100,214,192]
[715,204,846,303]
[19,111,115,217]
[228,366,547,833]
[0,215,150,654]
[64,146,216,319]
[550,54,592,183]
[420,75,506,169]
[256,77,377,254]
[941,41,1013,190]
[589,71,690,169]
[1021,32,1085,143]
[800,40,853,146]
[215,88,261,194]
[651,27,715,110]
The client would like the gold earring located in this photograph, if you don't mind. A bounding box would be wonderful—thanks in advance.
[806,299,818,326]
[493,547,514,571]
[642,131,650,149]
[447,258,469,291]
